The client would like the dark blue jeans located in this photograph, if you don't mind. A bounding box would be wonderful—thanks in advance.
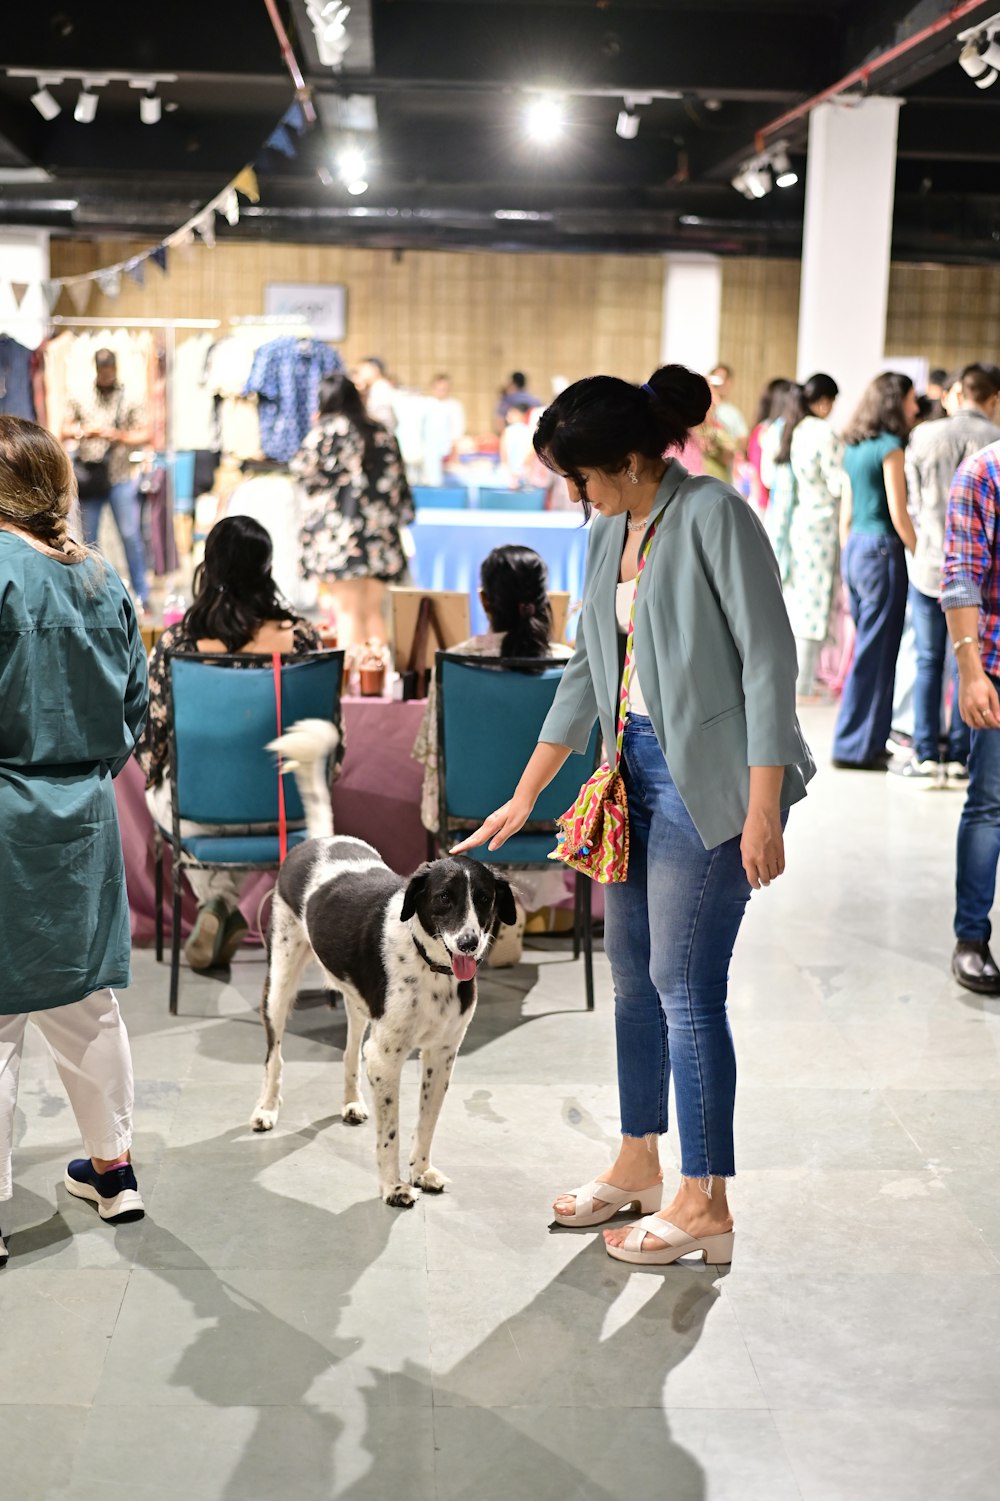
[910,584,970,766]
[956,681,1000,942]
[81,481,149,605]
[833,533,908,765]
[603,716,752,1179]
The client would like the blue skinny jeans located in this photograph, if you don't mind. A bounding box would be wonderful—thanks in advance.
[81,480,150,606]
[603,715,753,1179]
[956,681,1000,943]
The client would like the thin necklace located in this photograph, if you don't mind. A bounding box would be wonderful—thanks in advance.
[626,512,649,532]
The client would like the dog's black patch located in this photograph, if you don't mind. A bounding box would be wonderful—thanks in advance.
[277,841,326,919]
[458,979,475,1014]
[304,866,404,1019]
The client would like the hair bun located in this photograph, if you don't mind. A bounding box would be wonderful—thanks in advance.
[646,364,712,429]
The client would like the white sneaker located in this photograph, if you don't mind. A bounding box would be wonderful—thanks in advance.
[946,761,970,786]
[898,758,941,785]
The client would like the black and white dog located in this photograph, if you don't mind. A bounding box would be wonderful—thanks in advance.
[249,720,517,1207]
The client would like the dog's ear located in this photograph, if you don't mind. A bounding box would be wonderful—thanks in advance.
[401,863,433,922]
[492,875,519,929]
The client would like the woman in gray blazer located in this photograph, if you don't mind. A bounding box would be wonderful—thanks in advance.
[454,365,814,1268]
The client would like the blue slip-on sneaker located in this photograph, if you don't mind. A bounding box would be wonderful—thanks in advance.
[64,1159,145,1223]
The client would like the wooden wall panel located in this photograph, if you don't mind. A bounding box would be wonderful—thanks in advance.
[719,258,801,425]
[50,240,664,435]
[885,263,1000,376]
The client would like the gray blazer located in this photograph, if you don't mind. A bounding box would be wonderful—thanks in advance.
[539,461,815,849]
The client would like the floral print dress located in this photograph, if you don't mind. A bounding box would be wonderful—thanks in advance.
[291,415,415,583]
[766,415,844,644]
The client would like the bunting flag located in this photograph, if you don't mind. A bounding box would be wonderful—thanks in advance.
[223,189,240,227]
[265,123,297,158]
[233,165,260,203]
[11,282,29,308]
[41,280,63,313]
[194,211,216,248]
[67,279,92,314]
[125,257,146,287]
[96,267,122,299]
[282,101,306,135]
[150,245,168,274]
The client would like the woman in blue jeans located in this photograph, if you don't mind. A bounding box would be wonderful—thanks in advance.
[454,367,813,1267]
[832,373,918,768]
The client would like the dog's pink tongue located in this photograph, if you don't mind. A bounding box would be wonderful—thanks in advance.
[451,953,478,982]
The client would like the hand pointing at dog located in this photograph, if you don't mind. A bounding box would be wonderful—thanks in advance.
[450,742,573,855]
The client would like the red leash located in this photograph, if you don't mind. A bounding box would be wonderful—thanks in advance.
[272,651,288,863]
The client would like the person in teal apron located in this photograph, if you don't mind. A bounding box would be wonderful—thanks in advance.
[0,416,148,1265]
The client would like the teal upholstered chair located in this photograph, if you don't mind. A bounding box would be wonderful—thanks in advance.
[157,649,344,1013]
[477,487,547,511]
[435,651,601,1007]
[412,485,469,510]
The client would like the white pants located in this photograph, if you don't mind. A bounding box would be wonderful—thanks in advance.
[0,990,134,1202]
[147,781,243,909]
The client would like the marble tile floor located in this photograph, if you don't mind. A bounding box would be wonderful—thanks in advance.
[3,705,1000,1500]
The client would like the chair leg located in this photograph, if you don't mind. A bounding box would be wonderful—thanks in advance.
[573,873,582,961]
[582,878,594,1012]
[154,837,164,964]
[169,858,182,1017]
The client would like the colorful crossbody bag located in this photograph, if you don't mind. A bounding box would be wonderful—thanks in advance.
[548,507,665,884]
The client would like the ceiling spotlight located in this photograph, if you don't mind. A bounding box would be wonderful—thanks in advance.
[139,89,162,124]
[346,179,368,196]
[307,1,352,69]
[745,165,772,198]
[525,94,566,145]
[74,88,98,123]
[30,82,61,121]
[616,109,640,140]
[771,143,798,188]
[959,37,999,88]
[337,145,367,182]
[982,36,1000,68]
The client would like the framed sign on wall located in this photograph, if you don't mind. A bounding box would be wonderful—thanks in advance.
[263,282,348,340]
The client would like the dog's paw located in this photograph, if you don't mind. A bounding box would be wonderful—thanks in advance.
[412,1167,450,1194]
[383,1182,416,1209]
[342,1101,368,1126]
[250,1105,278,1132]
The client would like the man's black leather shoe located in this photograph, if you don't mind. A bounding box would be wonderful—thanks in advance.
[952,941,1000,995]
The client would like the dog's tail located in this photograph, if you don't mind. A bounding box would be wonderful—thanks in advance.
[266,718,340,841]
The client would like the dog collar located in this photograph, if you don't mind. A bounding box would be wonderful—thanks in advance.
[411,932,454,977]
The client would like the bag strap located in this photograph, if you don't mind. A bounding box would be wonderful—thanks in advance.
[614,507,666,770]
[272,651,288,863]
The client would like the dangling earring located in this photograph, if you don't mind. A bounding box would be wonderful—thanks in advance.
[628,469,639,485]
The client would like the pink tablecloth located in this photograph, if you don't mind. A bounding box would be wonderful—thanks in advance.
[117,695,429,947]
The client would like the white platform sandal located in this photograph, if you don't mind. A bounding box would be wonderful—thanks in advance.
[552,1179,663,1229]
[605,1215,735,1266]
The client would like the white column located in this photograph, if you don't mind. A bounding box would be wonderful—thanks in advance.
[661,254,721,375]
[0,229,51,348]
[797,97,900,421]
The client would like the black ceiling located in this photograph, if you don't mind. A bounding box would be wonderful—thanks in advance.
[2,0,1000,260]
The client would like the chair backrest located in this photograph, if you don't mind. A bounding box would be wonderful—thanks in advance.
[412,485,469,510]
[477,487,547,512]
[436,652,599,831]
[169,650,344,826]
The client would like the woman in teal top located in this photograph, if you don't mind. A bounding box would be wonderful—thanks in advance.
[454,366,813,1271]
[832,373,918,767]
[0,417,148,1264]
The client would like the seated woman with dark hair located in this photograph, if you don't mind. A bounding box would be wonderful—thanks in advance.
[139,515,335,972]
[413,543,572,964]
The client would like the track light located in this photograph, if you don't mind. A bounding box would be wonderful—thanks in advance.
[346,179,368,196]
[30,82,61,121]
[959,36,999,89]
[337,145,366,182]
[139,89,162,124]
[771,143,798,188]
[74,89,98,123]
[525,94,566,145]
[616,109,639,140]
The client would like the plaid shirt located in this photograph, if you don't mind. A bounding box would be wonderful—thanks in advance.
[942,440,1000,677]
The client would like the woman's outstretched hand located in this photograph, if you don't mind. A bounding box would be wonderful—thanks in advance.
[450,796,533,855]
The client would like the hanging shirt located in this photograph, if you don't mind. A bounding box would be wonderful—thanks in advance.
[244,337,343,464]
[172,332,217,451]
[0,335,36,420]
